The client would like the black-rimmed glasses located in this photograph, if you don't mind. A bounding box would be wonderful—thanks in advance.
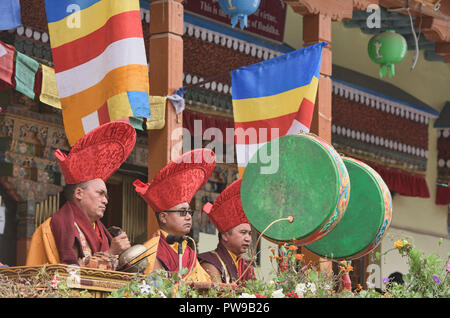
[163,208,195,217]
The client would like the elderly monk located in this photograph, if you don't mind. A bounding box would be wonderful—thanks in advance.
[133,148,215,283]
[198,179,256,284]
[26,122,134,266]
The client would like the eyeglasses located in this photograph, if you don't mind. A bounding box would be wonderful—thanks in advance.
[163,208,195,217]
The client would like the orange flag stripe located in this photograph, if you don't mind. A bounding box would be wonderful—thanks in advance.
[60,64,149,117]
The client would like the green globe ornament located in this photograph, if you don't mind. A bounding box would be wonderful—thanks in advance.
[368,30,407,78]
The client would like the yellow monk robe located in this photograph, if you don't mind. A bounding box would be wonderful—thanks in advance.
[26,218,60,265]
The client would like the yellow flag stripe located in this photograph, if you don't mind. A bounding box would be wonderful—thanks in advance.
[107,93,133,121]
[232,76,319,123]
[47,0,139,48]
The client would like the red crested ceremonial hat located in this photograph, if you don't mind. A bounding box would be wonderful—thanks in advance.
[133,148,216,212]
[202,178,250,233]
[55,121,136,185]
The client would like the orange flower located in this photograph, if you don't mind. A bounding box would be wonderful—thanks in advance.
[356,284,363,291]
[339,266,345,272]
[347,265,353,272]
[125,291,130,298]
[288,245,298,251]
[294,253,304,260]
[270,248,276,255]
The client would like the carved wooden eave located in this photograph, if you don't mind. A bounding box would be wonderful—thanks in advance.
[380,0,450,20]
[379,0,450,62]
[419,16,450,43]
[284,0,378,21]
[417,16,450,62]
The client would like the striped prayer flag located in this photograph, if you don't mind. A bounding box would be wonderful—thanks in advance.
[45,0,150,145]
[231,42,327,177]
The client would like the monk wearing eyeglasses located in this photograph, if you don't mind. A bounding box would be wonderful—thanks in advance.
[133,148,215,283]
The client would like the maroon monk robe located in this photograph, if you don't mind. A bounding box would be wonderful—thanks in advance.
[198,241,255,283]
[50,201,112,265]
[155,232,197,279]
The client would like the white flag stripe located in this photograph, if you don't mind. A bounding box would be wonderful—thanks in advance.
[286,119,310,135]
[81,111,100,134]
[236,142,267,167]
[55,37,147,98]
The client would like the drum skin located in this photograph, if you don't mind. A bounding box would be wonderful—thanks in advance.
[305,157,392,259]
[241,134,350,244]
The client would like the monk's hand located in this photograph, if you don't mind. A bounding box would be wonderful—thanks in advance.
[108,232,131,256]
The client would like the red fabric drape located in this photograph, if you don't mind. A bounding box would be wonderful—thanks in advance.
[183,109,235,144]
[436,185,450,205]
[436,134,449,205]
[363,161,430,198]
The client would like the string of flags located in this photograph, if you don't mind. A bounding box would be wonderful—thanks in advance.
[0,41,46,103]
[0,39,174,134]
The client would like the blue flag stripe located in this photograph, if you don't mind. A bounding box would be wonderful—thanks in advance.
[128,91,151,118]
[45,0,102,23]
[231,42,327,100]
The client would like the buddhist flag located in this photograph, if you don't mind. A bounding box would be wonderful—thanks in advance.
[232,42,327,177]
[44,0,150,145]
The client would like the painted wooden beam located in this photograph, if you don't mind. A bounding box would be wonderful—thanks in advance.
[147,0,184,237]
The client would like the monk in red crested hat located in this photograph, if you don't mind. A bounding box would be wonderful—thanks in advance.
[133,148,216,282]
[198,178,256,284]
[26,122,135,268]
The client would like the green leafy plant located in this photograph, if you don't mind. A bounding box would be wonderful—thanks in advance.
[2,238,448,298]
[380,239,449,298]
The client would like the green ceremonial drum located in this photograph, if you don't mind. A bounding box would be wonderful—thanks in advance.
[305,157,392,259]
[241,134,350,244]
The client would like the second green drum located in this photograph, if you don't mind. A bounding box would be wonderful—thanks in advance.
[305,157,392,259]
